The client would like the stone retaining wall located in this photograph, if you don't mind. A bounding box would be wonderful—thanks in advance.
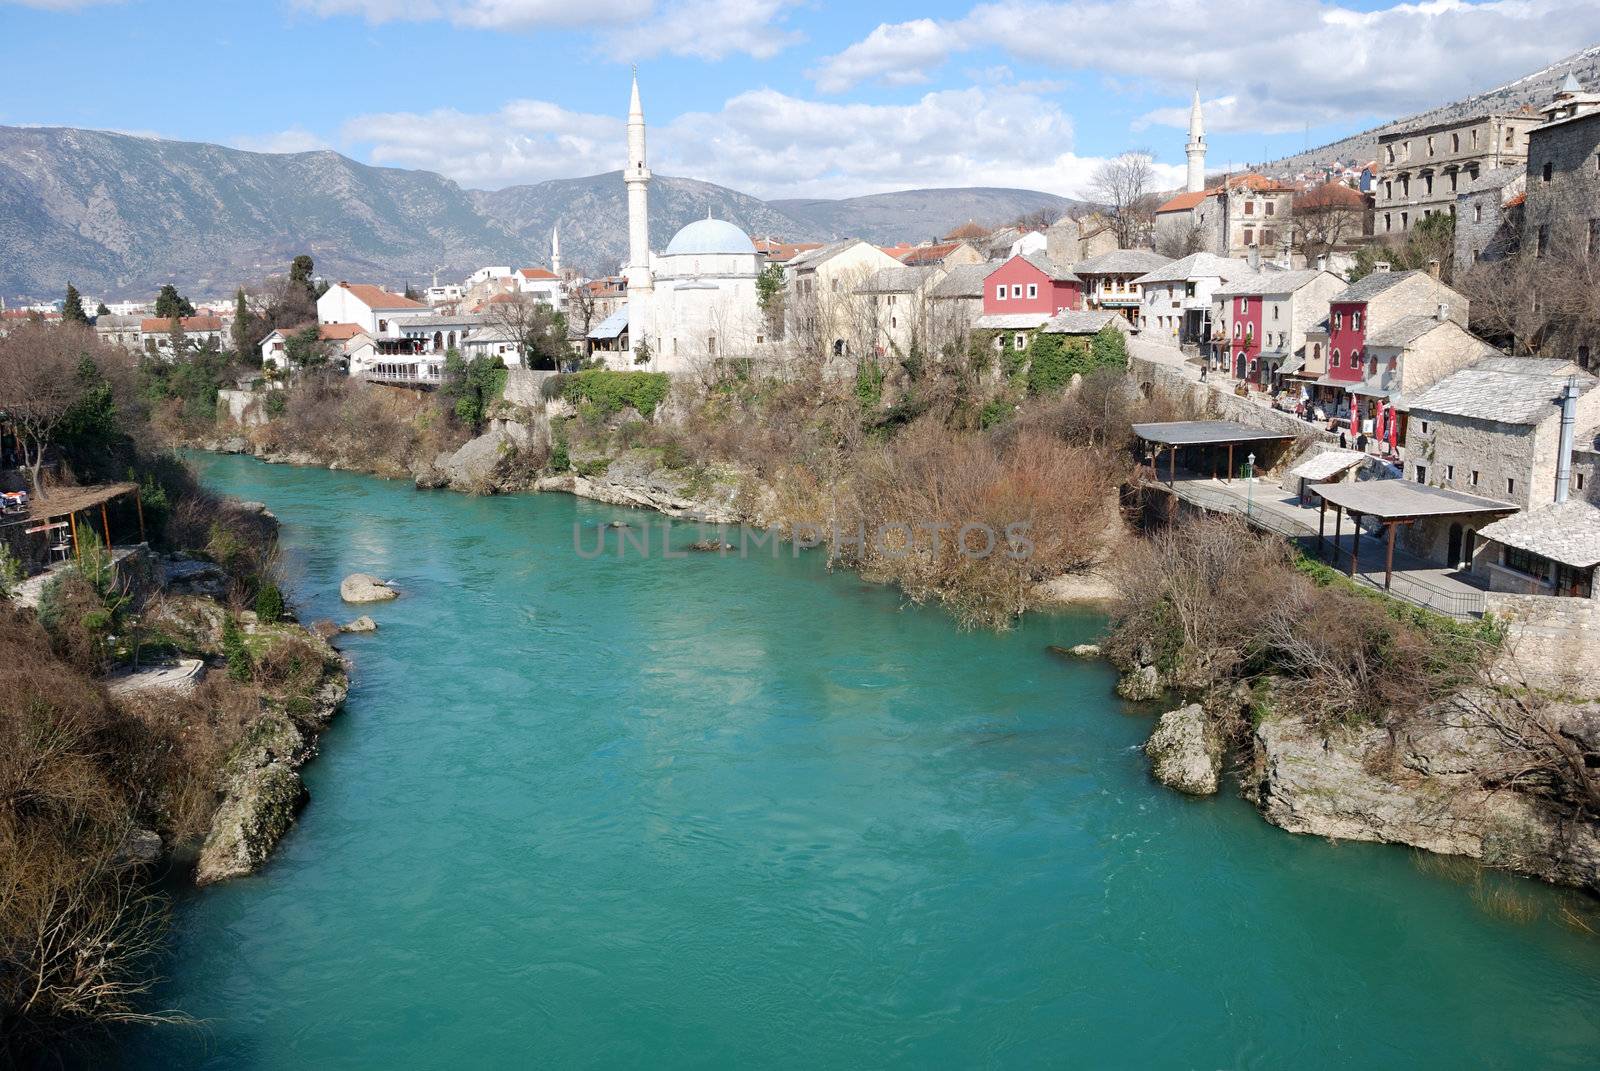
[1130,354,1336,442]
[1485,590,1600,697]
[503,369,558,408]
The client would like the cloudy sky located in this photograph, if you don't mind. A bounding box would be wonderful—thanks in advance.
[3,0,1597,200]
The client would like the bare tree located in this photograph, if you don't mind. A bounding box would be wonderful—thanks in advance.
[1294,183,1365,264]
[566,283,599,340]
[1155,217,1208,258]
[0,322,89,499]
[1091,151,1158,248]
[482,294,569,370]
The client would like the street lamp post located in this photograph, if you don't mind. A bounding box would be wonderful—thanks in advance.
[1246,452,1256,517]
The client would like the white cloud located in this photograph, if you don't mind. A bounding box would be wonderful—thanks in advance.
[341,84,1185,199]
[290,0,650,29]
[293,0,798,58]
[813,0,1600,131]
[605,0,802,60]
[233,127,332,154]
[341,100,622,187]
[808,18,964,94]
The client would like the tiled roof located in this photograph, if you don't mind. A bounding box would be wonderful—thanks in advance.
[517,267,559,280]
[857,265,941,293]
[1406,358,1596,424]
[1364,314,1453,349]
[1040,309,1123,334]
[929,263,991,298]
[334,282,426,309]
[140,315,223,332]
[1330,269,1431,304]
[1477,501,1600,568]
[1019,252,1079,282]
[899,241,968,266]
[1213,269,1330,298]
[1156,189,1212,214]
[975,312,1052,330]
[1074,249,1172,275]
[1135,252,1252,285]
[1287,449,1368,482]
[318,322,369,341]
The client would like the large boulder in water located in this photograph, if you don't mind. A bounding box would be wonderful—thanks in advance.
[340,573,397,603]
[1145,703,1222,795]
[195,762,306,885]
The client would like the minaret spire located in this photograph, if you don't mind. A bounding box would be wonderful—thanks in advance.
[551,224,562,276]
[624,69,653,296]
[1185,88,1207,194]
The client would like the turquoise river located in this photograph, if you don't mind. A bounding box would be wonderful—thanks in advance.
[119,453,1600,1069]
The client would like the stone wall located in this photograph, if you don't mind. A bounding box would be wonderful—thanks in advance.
[503,368,558,408]
[1130,353,1336,443]
[218,388,265,428]
[1485,590,1600,697]
[1525,111,1600,365]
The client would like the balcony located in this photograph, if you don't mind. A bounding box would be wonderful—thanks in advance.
[360,362,444,385]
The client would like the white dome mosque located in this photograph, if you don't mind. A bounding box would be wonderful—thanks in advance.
[614,76,766,371]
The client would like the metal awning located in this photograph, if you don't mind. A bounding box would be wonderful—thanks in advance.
[588,308,629,340]
[1313,480,1516,520]
[1131,420,1298,447]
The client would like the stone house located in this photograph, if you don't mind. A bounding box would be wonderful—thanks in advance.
[1476,500,1600,597]
[93,314,143,352]
[1153,174,1297,259]
[1044,215,1117,269]
[1305,268,1468,419]
[1212,268,1345,387]
[925,263,990,346]
[784,239,904,358]
[1374,111,1539,237]
[1404,357,1600,520]
[1453,166,1526,266]
[1133,251,1250,347]
[892,240,985,270]
[1522,74,1600,368]
[139,315,224,358]
[854,265,947,358]
[1074,250,1171,325]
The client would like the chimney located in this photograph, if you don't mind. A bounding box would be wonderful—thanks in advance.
[1426,258,1441,279]
[1556,375,1581,504]
[1249,245,1261,270]
[1435,302,1450,322]
[1316,254,1327,271]
[1373,261,1391,273]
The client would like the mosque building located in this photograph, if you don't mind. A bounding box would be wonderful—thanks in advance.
[600,74,765,371]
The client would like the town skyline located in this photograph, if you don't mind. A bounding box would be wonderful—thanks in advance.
[4,0,1600,199]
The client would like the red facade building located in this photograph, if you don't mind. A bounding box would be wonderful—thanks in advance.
[1326,300,1368,383]
[982,254,1082,318]
[1229,295,1263,381]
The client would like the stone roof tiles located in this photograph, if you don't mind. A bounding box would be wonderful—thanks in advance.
[1477,501,1600,568]
[1135,252,1252,285]
[1074,249,1172,275]
[1406,359,1596,424]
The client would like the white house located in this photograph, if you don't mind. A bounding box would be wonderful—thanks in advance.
[139,315,224,357]
[1133,251,1252,346]
[317,282,430,337]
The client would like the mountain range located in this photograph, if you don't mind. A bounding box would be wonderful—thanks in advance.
[0,125,1077,302]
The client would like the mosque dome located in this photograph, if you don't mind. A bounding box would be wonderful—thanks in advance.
[663,218,757,256]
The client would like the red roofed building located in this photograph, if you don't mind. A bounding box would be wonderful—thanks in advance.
[317,281,429,337]
[892,240,986,269]
[1154,173,1297,259]
[753,239,823,265]
[139,315,225,357]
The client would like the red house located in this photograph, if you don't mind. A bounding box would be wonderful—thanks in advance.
[1229,294,1263,381]
[1325,299,1368,384]
[982,254,1082,318]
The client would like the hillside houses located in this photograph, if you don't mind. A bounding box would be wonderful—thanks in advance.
[1133,252,1250,345]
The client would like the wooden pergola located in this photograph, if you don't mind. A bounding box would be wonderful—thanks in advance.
[1311,480,1516,590]
[22,481,143,559]
[1130,420,1297,486]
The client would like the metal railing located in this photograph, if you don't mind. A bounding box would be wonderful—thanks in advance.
[360,366,443,385]
[1160,477,1487,619]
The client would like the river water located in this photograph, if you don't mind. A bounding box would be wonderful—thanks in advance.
[120,454,1600,1069]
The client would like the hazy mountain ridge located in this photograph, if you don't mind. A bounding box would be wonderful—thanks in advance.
[0,127,1074,301]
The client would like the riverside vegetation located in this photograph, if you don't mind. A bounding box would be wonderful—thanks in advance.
[0,320,346,1063]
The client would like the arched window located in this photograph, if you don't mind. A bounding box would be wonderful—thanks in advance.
[1234,322,1242,339]
[1313,343,1323,363]
[1331,348,1341,367]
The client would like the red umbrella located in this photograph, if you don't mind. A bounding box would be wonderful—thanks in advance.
[1373,399,1387,444]
[1388,407,1400,448]
[1350,399,1359,437]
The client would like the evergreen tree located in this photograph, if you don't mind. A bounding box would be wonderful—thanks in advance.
[232,288,253,358]
[403,281,420,301]
[289,255,316,305]
[62,283,89,325]
[154,284,195,320]
[95,301,110,317]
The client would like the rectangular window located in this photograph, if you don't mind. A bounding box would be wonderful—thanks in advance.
[1027,283,1038,299]
[1427,135,1436,155]
[1508,477,1516,496]
[1266,202,1276,216]
[1012,284,1023,298]
[1579,473,1587,491]
[1244,201,1255,215]
[1503,546,1547,579]
[1415,464,1428,484]
[1014,333,1027,350]
[1473,204,1482,223]
[1446,465,1454,481]
[1471,469,1479,487]
[996,285,1006,300]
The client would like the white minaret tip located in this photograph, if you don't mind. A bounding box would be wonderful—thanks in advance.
[630,72,643,119]
[1185,89,1207,194]
[1189,88,1204,137]
[551,224,562,274]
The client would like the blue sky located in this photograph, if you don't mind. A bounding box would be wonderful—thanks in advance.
[3,0,1597,199]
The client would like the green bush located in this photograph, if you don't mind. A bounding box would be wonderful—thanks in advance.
[255,582,286,622]
[576,458,612,478]
[660,438,688,469]
[560,370,670,418]
[222,614,252,682]
[265,391,288,418]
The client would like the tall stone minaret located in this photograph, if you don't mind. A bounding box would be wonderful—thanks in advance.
[625,71,653,296]
[551,224,562,275]
[1186,89,1207,194]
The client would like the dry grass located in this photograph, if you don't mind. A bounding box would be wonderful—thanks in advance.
[256,373,466,477]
